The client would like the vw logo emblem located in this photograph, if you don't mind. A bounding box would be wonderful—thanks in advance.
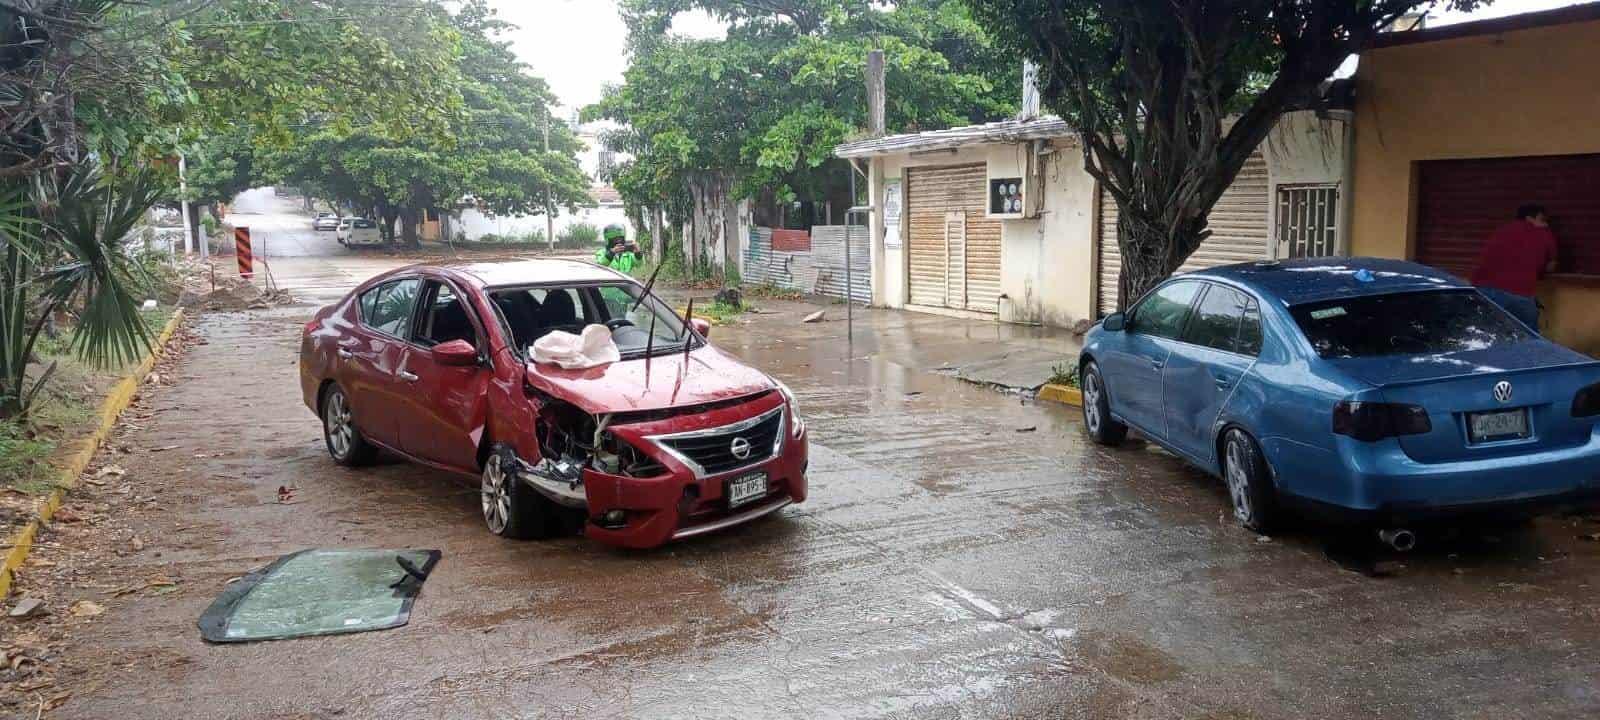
[1493,380,1514,404]
[729,436,753,460]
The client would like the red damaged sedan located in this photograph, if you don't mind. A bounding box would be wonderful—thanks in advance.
[298,258,808,548]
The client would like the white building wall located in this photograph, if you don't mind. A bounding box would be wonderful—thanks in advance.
[868,143,1096,328]
[1263,109,1354,256]
[861,111,1350,329]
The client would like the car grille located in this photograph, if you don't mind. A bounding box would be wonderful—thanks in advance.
[653,407,785,477]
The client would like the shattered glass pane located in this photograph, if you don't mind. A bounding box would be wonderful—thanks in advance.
[198,549,439,643]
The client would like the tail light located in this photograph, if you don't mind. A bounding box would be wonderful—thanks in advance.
[1573,382,1600,418]
[1333,401,1432,442]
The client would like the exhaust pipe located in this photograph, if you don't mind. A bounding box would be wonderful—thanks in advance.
[1377,528,1417,552]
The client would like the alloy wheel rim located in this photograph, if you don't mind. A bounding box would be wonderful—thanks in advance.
[481,458,510,534]
[326,392,353,459]
[1083,372,1101,433]
[1225,437,1252,523]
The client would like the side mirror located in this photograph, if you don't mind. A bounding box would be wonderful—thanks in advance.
[433,338,480,366]
[1102,312,1127,332]
[690,318,712,338]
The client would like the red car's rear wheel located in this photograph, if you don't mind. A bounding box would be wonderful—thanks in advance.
[322,384,377,466]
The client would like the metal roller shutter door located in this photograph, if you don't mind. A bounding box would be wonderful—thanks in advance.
[1416,154,1600,278]
[1096,152,1271,316]
[906,164,1002,312]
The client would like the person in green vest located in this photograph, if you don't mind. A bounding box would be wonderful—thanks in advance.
[594,224,640,274]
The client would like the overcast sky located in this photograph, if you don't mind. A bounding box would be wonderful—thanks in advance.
[488,0,723,115]
[491,0,1586,116]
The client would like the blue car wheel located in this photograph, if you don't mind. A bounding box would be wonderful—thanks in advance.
[1222,429,1277,533]
[1081,361,1127,445]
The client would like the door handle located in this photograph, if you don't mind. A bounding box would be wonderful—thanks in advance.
[1149,358,1165,370]
[1214,375,1235,389]
[338,349,353,359]
[398,371,419,383]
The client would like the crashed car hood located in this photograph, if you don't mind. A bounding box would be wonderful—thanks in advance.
[524,345,776,414]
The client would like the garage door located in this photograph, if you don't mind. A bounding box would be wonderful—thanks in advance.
[906,164,1003,313]
[1417,154,1600,278]
[1096,152,1270,316]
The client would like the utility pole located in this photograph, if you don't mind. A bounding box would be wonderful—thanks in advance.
[544,115,556,253]
[867,50,886,137]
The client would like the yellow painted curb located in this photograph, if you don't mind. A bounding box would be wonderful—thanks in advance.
[1038,383,1083,408]
[0,309,185,600]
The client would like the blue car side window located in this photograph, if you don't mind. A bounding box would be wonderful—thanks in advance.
[1182,285,1251,353]
[1236,301,1262,356]
[1129,281,1201,339]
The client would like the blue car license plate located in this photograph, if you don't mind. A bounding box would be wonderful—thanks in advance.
[1468,408,1529,443]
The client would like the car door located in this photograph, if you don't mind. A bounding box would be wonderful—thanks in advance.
[394,278,492,470]
[1162,284,1260,463]
[1099,280,1202,439]
[341,277,421,449]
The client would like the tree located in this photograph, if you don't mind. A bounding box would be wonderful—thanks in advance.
[0,164,165,418]
[591,0,1017,273]
[257,1,591,247]
[968,0,1476,308]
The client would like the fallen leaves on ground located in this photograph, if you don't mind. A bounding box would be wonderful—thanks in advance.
[68,600,104,618]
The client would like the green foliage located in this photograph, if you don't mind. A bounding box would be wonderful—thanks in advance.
[1048,361,1080,389]
[257,1,592,243]
[0,417,57,495]
[559,223,601,247]
[591,0,1017,222]
[1,164,165,417]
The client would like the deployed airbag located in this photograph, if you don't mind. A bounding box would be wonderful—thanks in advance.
[198,549,440,643]
[533,324,621,369]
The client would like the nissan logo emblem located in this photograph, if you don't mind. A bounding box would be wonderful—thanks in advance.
[730,436,753,460]
[1493,380,1514,404]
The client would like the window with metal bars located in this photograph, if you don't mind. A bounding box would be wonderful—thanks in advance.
[1276,185,1341,259]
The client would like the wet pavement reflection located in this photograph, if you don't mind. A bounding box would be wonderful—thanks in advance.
[48,292,1600,719]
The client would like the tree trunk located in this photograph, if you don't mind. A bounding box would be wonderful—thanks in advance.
[649,207,664,266]
[1114,207,1205,311]
[378,204,400,247]
[400,208,421,248]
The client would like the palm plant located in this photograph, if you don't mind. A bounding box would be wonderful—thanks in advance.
[0,163,162,418]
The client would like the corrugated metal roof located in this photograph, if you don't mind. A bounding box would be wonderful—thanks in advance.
[834,116,1078,158]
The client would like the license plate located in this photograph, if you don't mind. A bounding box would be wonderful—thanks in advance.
[1468,409,1530,443]
[727,472,768,508]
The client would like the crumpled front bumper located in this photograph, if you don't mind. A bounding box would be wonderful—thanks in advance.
[581,427,809,550]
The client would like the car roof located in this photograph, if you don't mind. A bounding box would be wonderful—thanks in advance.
[430,257,630,288]
[1186,257,1467,306]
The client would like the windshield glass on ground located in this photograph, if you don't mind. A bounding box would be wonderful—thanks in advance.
[489,283,693,358]
[1290,289,1531,359]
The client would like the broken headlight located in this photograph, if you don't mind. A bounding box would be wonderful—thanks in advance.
[599,431,667,478]
[776,380,805,438]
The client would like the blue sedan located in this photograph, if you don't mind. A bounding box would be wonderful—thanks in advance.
[1080,258,1600,541]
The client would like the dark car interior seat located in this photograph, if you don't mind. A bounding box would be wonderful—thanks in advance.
[492,292,543,350]
[532,290,581,337]
[423,298,475,347]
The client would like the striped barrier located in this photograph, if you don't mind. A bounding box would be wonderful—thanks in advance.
[235,226,253,279]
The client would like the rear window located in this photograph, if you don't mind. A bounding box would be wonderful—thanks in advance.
[1290,289,1531,358]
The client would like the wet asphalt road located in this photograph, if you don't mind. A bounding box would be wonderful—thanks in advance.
[47,195,1600,719]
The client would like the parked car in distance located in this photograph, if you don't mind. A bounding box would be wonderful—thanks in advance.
[336,217,380,246]
[312,212,340,231]
[298,258,809,548]
[1079,257,1600,548]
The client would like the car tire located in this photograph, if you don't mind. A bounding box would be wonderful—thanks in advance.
[1080,361,1128,446]
[481,446,560,540]
[1221,429,1277,533]
[321,384,377,466]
